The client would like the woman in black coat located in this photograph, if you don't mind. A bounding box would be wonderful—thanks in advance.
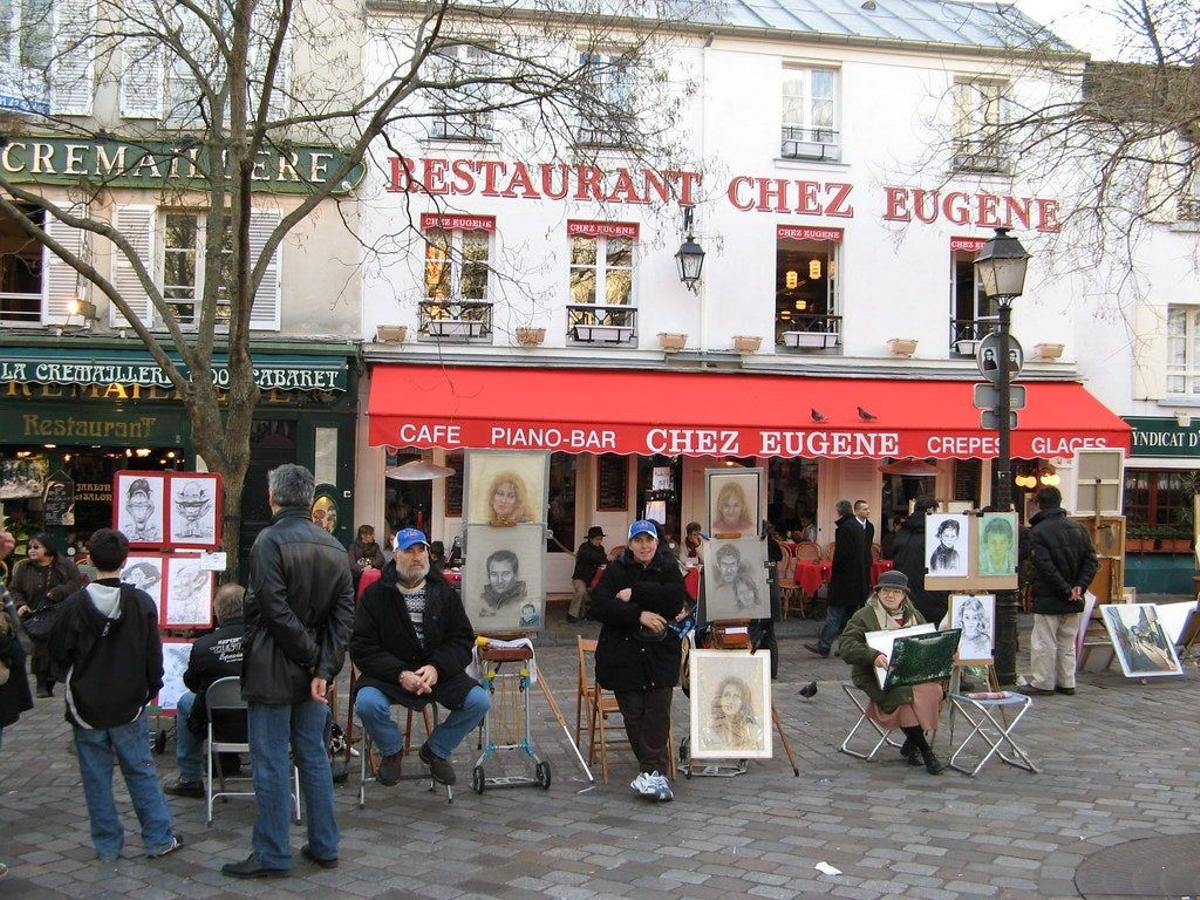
[10,533,87,697]
[591,520,688,803]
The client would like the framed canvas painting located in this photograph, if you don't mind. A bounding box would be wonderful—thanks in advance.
[702,536,770,623]
[688,649,772,760]
[114,471,167,547]
[925,513,968,577]
[163,554,214,629]
[463,451,549,527]
[1101,604,1183,677]
[462,524,545,633]
[977,513,1017,576]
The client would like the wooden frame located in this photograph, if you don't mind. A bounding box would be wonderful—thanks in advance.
[924,512,1019,592]
[704,466,765,538]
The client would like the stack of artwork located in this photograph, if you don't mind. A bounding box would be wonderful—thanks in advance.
[703,468,770,623]
[924,512,1018,590]
[460,451,548,633]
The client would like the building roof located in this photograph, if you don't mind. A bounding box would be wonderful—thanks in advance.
[688,0,1074,54]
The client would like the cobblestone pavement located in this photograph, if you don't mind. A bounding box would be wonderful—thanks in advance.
[2,610,1198,899]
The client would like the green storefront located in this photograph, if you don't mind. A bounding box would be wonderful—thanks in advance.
[0,338,359,562]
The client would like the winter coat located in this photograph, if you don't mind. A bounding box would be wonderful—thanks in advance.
[182,617,245,737]
[350,562,478,709]
[348,540,386,580]
[48,581,162,729]
[1029,506,1098,616]
[591,549,688,693]
[887,512,950,624]
[828,514,872,610]
[0,589,33,728]
[8,558,87,612]
[571,541,609,585]
[839,595,928,712]
[241,507,356,704]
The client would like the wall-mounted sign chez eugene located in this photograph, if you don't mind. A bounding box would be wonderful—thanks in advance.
[388,155,1061,232]
[2,138,365,195]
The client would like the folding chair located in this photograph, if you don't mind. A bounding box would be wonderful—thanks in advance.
[837,683,905,761]
[356,698,450,805]
[205,676,300,827]
[947,691,1038,777]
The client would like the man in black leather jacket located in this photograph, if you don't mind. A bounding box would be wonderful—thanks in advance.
[222,465,355,880]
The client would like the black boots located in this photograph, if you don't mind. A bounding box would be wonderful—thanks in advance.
[901,726,945,775]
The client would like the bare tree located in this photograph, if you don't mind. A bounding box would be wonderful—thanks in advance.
[0,0,692,573]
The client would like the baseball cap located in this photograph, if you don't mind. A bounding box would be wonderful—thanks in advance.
[628,519,658,540]
[393,528,429,551]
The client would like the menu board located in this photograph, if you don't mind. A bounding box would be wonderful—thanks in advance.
[445,453,465,518]
[596,453,628,511]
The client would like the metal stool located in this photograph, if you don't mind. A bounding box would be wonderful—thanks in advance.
[838,683,904,761]
[947,691,1038,777]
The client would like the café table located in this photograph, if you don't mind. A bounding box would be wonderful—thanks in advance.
[794,559,833,596]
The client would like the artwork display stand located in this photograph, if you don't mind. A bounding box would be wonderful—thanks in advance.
[680,623,799,778]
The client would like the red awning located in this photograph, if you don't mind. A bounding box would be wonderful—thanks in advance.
[367,365,1131,460]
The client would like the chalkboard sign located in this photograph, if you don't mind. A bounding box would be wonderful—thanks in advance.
[954,459,981,503]
[445,453,464,518]
[596,454,628,511]
[43,471,75,526]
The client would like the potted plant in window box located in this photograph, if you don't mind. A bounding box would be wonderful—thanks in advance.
[658,332,687,352]
[1034,342,1065,360]
[732,335,762,353]
[1126,524,1155,553]
[515,326,546,347]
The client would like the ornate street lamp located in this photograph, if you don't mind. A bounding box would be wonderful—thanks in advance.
[674,206,705,292]
[975,225,1030,685]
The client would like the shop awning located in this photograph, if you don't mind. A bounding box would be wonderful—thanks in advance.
[368,365,1131,460]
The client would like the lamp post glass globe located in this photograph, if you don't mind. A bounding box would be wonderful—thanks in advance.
[675,236,705,290]
[974,226,1030,302]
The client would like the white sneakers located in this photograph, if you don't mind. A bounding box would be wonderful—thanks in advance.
[629,770,673,802]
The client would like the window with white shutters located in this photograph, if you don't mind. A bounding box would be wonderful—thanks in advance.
[248,207,281,330]
[49,0,93,116]
[41,205,86,324]
[119,33,164,119]
[110,205,155,327]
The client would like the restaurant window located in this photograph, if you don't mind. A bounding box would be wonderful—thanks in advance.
[781,65,839,161]
[419,215,494,340]
[0,203,44,323]
[950,243,995,353]
[635,455,681,544]
[775,232,839,349]
[567,221,636,344]
[546,453,577,552]
[1124,470,1192,529]
[385,450,432,533]
[954,459,982,506]
[953,78,1010,174]
[1166,305,1200,395]
[576,50,633,147]
[425,43,494,142]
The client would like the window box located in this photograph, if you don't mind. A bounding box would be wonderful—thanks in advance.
[1125,538,1154,552]
[515,326,545,346]
[887,338,918,358]
[375,324,407,344]
[567,303,636,345]
[782,330,838,350]
[1034,342,1065,360]
[574,322,633,343]
[429,319,484,338]
[658,332,687,352]
[418,300,493,341]
[733,335,762,353]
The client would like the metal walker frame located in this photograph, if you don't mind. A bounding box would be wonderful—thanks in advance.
[471,643,551,793]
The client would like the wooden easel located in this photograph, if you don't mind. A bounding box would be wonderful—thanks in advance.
[687,622,800,777]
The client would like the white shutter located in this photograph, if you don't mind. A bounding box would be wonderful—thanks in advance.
[248,207,281,330]
[119,37,164,119]
[248,27,291,123]
[1132,300,1168,400]
[109,205,155,327]
[41,208,87,324]
[50,0,94,116]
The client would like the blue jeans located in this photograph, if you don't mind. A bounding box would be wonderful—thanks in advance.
[73,710,175,861]
[174,691,205,783]
[816,605,852,655]
[246,700,338,869]
[355,685,490,759]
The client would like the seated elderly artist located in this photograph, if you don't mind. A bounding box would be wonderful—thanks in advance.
[838,570,946,775]
[164,583,247,798]
[351,528,490,787]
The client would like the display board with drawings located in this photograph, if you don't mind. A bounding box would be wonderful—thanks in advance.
[113,470,224,551]
[701,536,771,624]
[949,593,996,663]
[462,450,550,527]
[120,553,167,621]
[923,512,1018,591]
[163,553,215,629]
[156,639,194,713]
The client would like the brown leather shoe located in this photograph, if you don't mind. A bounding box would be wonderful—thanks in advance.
[377,752,403,786]
[803,642,830,659]
[418,742,456,785]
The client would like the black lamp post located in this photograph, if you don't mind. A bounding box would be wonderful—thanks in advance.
[974,226,1029,685]
[675,207,705,292]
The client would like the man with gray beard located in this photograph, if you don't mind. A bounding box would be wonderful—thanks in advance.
[350,528,489,787]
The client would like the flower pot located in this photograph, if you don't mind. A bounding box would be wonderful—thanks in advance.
[515,326,546,347]
[375,324,407,344]
[887,338,918,358]
[658,332,687,352]
[733,335,762,353]
[1125,538,1153,552]
[1160,539,1193,553]
[1034,342,1065,360]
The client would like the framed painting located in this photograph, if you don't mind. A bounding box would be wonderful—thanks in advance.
[114,471,167,547]
[705,468,763,538]
[156,639,194,713]
[949,593,995,662]
[977,513,1017,577]
[463,450,549,527]
[1101,603,1183,678]
[167,473,222,549]
[702,536,770,623]
[120,553,167,621]
[462,523,545,633]
[163,553,214,629]
[925,513,968,577]
[688,649,773,760]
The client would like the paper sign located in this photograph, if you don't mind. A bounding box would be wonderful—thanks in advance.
[199,551,227,571]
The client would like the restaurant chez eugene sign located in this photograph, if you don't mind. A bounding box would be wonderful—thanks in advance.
[2,138,365,195]
[389,156,1061,231]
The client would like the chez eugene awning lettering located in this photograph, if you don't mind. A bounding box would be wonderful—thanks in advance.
[389,156,1061,231]
[367,366,1130,460]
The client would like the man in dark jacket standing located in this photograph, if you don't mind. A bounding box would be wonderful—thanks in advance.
[806,499,873,657]
[591,520,689,803]
[568,526,608,622]
[1019,486,1097,697]
[223,465,354,879]
[887,498,950,624]
[49,529,181,862]
[351,528,489,788]
[164,583,246,799]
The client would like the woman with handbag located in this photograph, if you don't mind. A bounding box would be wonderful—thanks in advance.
[10,533,87,698]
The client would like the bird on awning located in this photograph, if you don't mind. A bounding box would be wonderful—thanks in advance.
[857,406,877,421]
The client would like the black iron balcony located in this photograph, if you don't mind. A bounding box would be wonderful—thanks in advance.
[427,112,493,143]
[566,304,637,344]
[780,125,840,161]
[952,139,1011,175]
[777,312,842,349]
[950,316,998,355]
[418,299,493,340]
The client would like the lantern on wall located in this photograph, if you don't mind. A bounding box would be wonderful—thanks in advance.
[785,270,798,289]
[808,258,822,279]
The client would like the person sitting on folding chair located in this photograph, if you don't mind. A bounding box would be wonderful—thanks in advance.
[838,570,947,775]
[351,528,490,788]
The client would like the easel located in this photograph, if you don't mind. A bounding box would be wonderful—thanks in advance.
[681,622,799,778]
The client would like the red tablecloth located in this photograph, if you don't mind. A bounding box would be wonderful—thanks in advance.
[443,569,462,586]
[794,560,832,595]
[356,567,382,601]
[870,559,894,586]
